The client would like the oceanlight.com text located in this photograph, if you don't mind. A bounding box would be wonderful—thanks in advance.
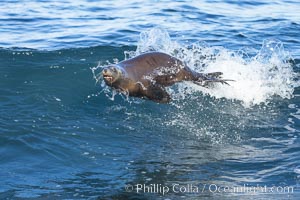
[124,183,294,196]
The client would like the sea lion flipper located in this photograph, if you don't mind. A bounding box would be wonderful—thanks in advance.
[193,72,234,87]
[194,78,233,87]
[206,72,223,79]
[142,84,171,103]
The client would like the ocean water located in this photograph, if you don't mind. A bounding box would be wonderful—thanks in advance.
[1,0,300,199]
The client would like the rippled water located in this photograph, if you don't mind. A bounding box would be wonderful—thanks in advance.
[1,0,300,199]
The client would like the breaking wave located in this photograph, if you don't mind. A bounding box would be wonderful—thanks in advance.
[93,28,299,107]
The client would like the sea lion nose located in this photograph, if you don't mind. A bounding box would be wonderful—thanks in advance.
[103,69,108,74]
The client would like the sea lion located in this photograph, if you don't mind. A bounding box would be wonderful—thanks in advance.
[102,52,231,103]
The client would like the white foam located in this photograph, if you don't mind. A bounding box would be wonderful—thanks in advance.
[134,28,299,107]
[91,28,299,107]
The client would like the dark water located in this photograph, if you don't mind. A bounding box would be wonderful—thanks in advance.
[1,0,300,199]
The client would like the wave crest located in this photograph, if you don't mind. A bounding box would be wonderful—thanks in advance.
[133,28,299,107]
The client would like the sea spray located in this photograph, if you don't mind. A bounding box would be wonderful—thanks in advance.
[198,39,298,106]
[118,28,299,142]
[93,28,299,107]
[133,28,299,107]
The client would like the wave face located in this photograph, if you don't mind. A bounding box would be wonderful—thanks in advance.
[1,0,300,199]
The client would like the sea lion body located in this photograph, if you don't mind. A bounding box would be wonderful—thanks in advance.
[102,52,229,103]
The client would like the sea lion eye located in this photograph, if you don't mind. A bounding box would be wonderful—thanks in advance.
[112,67,117,72]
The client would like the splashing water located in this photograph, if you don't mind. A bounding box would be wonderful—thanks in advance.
[198,40,298,106]
[134,28,299,107]
[93,28,299,107]
[136,28,179,54]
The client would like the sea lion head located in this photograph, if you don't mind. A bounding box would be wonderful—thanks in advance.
[102,65,124,85]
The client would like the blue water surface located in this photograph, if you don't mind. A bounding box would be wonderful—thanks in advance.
[1,0,300,199]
